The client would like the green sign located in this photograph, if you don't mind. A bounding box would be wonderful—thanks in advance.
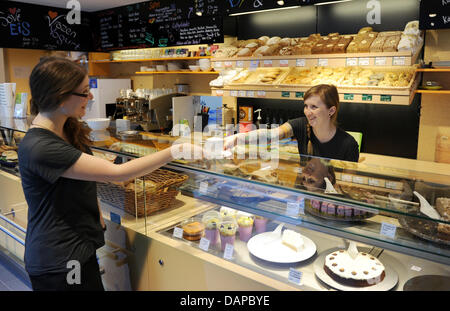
[282,91,290,98]
[380,95,392,102]
[344,93,354,100]
[295,92,304,98]
[362,94,373,101]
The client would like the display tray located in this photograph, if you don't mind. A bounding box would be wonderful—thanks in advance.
[305,204,374,222]
[247,231,316,264]
[398,216,450,246]
[0,158,17,168]
[403,275,450,291]
[313,247,398,291]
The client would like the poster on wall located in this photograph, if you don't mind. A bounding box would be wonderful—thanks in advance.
[0,1,92,51]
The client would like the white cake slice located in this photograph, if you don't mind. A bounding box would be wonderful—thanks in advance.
[281,229,304,252]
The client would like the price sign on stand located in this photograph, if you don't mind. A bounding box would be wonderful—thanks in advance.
[250,60,259,71]
[296,59,306,67]
[346,58,358,66]
[230,90,238,97]
[281,91,290,98]
[224,61,233,68]
[286,200,305,217]
[215,90,224,96]
[359,58,370,66]
[279,60,289,67]
[247,90,255,97]
[380,222,397,239]
[236,60,244,68]
[223,244,234,260]
[380,95,392,102]
[288,268,303,285]
[375,57,387,66]
[362,94,373,101]
[199,237,210,252]
[173,227,183,239]
[318,58,329,67]
[369,178,381,187]
[295,92,304,99]
[343,94,354,101]
[393,56,406,66]
[215,61,223,69]
[238,90,246,97]
[257,91,266,98]
[263,60,273,67]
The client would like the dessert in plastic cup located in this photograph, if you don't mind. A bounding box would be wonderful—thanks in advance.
[220,206,237,219]
[236,211,254,242]
[219,216,238,251]
[201,211,222,246]
[181,218,205,241]
[254,215,268,234]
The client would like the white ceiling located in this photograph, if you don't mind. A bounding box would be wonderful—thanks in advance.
[10,0,144,12]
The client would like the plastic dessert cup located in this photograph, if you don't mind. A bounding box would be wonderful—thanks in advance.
[237,212,254,242]
[219,216,238,251]
[254,216,268,234]
[202,211,222,247]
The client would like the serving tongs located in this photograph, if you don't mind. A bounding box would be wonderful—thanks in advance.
[263,223,284,246]
[413,191,441,220]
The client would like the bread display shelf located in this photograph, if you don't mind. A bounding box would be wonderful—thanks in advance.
[92,56,212,63]
[212,42,423,69]
[135,71,219,75]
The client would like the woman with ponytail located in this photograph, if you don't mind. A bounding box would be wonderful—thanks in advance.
[19,57,203,291]
[224,84,359,162]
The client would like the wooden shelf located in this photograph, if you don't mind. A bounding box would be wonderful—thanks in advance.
[415,89,450,94]
[135,71,219,75]
[416,68,450,72]
[92,56,212,63]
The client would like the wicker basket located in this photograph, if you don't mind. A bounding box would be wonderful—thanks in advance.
[97,169,188,217]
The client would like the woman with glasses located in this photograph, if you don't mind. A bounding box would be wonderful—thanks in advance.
[18,57,202,291]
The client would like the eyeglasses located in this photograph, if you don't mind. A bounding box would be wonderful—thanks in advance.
[71,91,90,98]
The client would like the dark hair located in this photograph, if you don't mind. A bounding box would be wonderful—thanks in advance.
[303,84,340,155]
[29,56,91,152]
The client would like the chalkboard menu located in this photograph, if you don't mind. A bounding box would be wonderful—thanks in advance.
[0,1,92,51]
[94,0,224,51]
[227,0,301,15]
[420,0,450,30]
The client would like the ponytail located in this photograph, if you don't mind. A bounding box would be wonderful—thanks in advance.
[306,123,313,155]
[63,117,92,153]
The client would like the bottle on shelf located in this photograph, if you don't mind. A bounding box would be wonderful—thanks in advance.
[254,109,262,129]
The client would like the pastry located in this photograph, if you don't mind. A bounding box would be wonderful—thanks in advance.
[237,212,254,242]
[266,36,281,46]
[219,217,238,251]
[436,198,450,235]
[182,221,205,241]
[237,47,253,57]
[258,36,270,45]
[324,249,386,287]
[282,229,304,252]
[220,206,237,218]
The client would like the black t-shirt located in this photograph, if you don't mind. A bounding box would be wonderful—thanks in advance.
[18,128,105,276]
[287,117,359,162]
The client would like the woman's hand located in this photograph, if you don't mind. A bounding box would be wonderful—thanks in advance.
[223,133,244,150]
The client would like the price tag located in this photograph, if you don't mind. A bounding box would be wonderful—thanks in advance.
[410,265,422,272]
[199,181,208,195]
[393,56,406,66]
[369,178,381,187]
[110,212,121,225]
[281,91,290,98]
[343,93,354,101]
[295,92,304,98]
[173,227,183,239]
[263,60,273,67]
[223,243,234,260]
[346,57,358,66]
[250,60,259,71]
[341,174,352,182]
[296,58,306,67]
[238,90,246,97]
[362,94,373,101]
[358,57,370,66]
[279,59,289,67]
[288,268,303,285]
[246,90,255,97]
[230,90,238,97]
[380,222,397,239]
[215,90,224,96]
[318,58,329,67]
[215,61,223,68]
[257,91,266,98]
[352,176,365,184]
[385,181,398,190]
[380,95,392,102]
[236,60,244,68]
[199,237,210,252]
[375,57,387,66]
[286,199,305,216]
[224,61,233,68]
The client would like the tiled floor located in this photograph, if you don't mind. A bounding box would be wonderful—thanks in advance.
[0,256,31,291]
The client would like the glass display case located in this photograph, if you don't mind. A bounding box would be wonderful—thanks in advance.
[1,116,449,290]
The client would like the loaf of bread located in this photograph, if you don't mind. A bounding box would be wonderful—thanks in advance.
[278,46,296,56]
[378,31,402,37]
[266,36,281,46]
[252,45,279,57]
[382,35,401,52]
[312,43,325,54]
[323,43,336,53]
[258,36,269,45]
[279,37,292,46]
[346,41,358,53]
[237,47,253,57]
[369,36,387,52]
[358,26,373,35]
[333,35,353,53]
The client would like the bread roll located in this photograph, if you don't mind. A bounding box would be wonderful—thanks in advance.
[266,36,281,46]
[245,42,259,52]
[358,26,373,34]
[237,47,253,57]
[258,36,270,45]
[279,37,292,46]
[252,45,278,57]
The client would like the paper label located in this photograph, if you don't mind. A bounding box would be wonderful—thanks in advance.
[362,94,373,101]
[250,60,259,71]
[199,181,208,194]
[343,93,354,101]
[380,222,397,239]
[358,57,370,66]
[380,95,392,102]
[385,181,398,190]
[288,268,303,285]
[173,227,183,239]
[223,243,234,260]
[295,92,304,98]
[215,90,224,96]
[236,60,244,68]
[215,61,223,68]
[257,91,266,98]
[230,90,238,97]
[375,57,387,66]
[199,237,210,251]
[352,176,366,184]
[346,58,358,66]
[296,58,306,67]
[238,90,246,97]
[318,58,329,67]
[263,60,273,67]
[341,174,353,182]
[410,265,422,272]
[224,61,233,68]
[279,59,289,67]
[369,178,381,187]
[246,90,255,97]
[286,202,302,217]
[393,56,406,66]
[110,212,121,225]
[281,91,290,98]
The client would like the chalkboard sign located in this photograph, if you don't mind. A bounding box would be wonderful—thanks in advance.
[147,16,223,47]
[420,0,450,29]
[146,0,222,23]
[227,0,300,15]
[0,1,91,51]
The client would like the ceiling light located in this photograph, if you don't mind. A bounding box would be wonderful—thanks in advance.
[429,13,437,18]
[196,11,202,16]
[314,0,353,5]
[277,0,285,5]
[229,5,300,16]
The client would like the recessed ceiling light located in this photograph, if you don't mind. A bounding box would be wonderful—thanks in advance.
[277,0,285,5]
